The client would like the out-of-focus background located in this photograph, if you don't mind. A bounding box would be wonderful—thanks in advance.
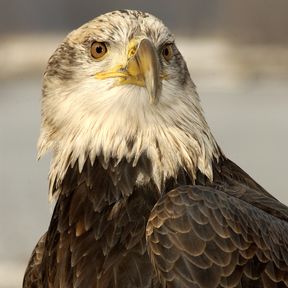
[1,1,288,287]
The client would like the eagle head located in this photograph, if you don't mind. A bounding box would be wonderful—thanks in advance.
[38,10,220,200]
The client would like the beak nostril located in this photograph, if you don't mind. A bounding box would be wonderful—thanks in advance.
[128,48,137,58]
[127,37,143,59]
[128,45,140,60]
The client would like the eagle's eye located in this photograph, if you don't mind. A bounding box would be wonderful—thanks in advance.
[91,42,107,60]
[162,44,174,62]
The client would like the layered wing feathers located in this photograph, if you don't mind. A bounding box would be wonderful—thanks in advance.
[147,185,288,287]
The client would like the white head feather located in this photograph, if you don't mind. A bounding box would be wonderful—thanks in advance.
[38,10,220,201]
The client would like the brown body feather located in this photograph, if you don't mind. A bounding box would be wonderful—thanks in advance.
[23,156,288,287]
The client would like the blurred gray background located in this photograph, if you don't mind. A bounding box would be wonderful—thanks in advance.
[1,1,288,287]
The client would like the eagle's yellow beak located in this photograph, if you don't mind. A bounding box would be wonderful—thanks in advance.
[96,38,161,104]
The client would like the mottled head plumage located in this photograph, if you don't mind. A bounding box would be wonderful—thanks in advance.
[38,10,221,201]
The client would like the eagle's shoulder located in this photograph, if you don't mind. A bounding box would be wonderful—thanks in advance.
[147,185,288,288]
[209,156,288,222]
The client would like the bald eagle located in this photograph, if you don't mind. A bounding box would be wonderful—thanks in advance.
[23,10,288,288]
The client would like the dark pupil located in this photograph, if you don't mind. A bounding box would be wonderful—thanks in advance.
[96,46,103,54]
[164,48,169,56]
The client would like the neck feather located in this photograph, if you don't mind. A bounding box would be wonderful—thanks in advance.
[38,83,221,201]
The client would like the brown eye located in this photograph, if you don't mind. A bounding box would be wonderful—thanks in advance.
[91,42,107,59]
[162,44,174,62]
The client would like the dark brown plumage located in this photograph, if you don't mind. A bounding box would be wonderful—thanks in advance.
[23,10,288,288]
[148,158,288,288]
[24,157,288,287]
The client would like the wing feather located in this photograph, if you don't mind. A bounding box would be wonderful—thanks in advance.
[23,233,47,288]
[147,185,288,287]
